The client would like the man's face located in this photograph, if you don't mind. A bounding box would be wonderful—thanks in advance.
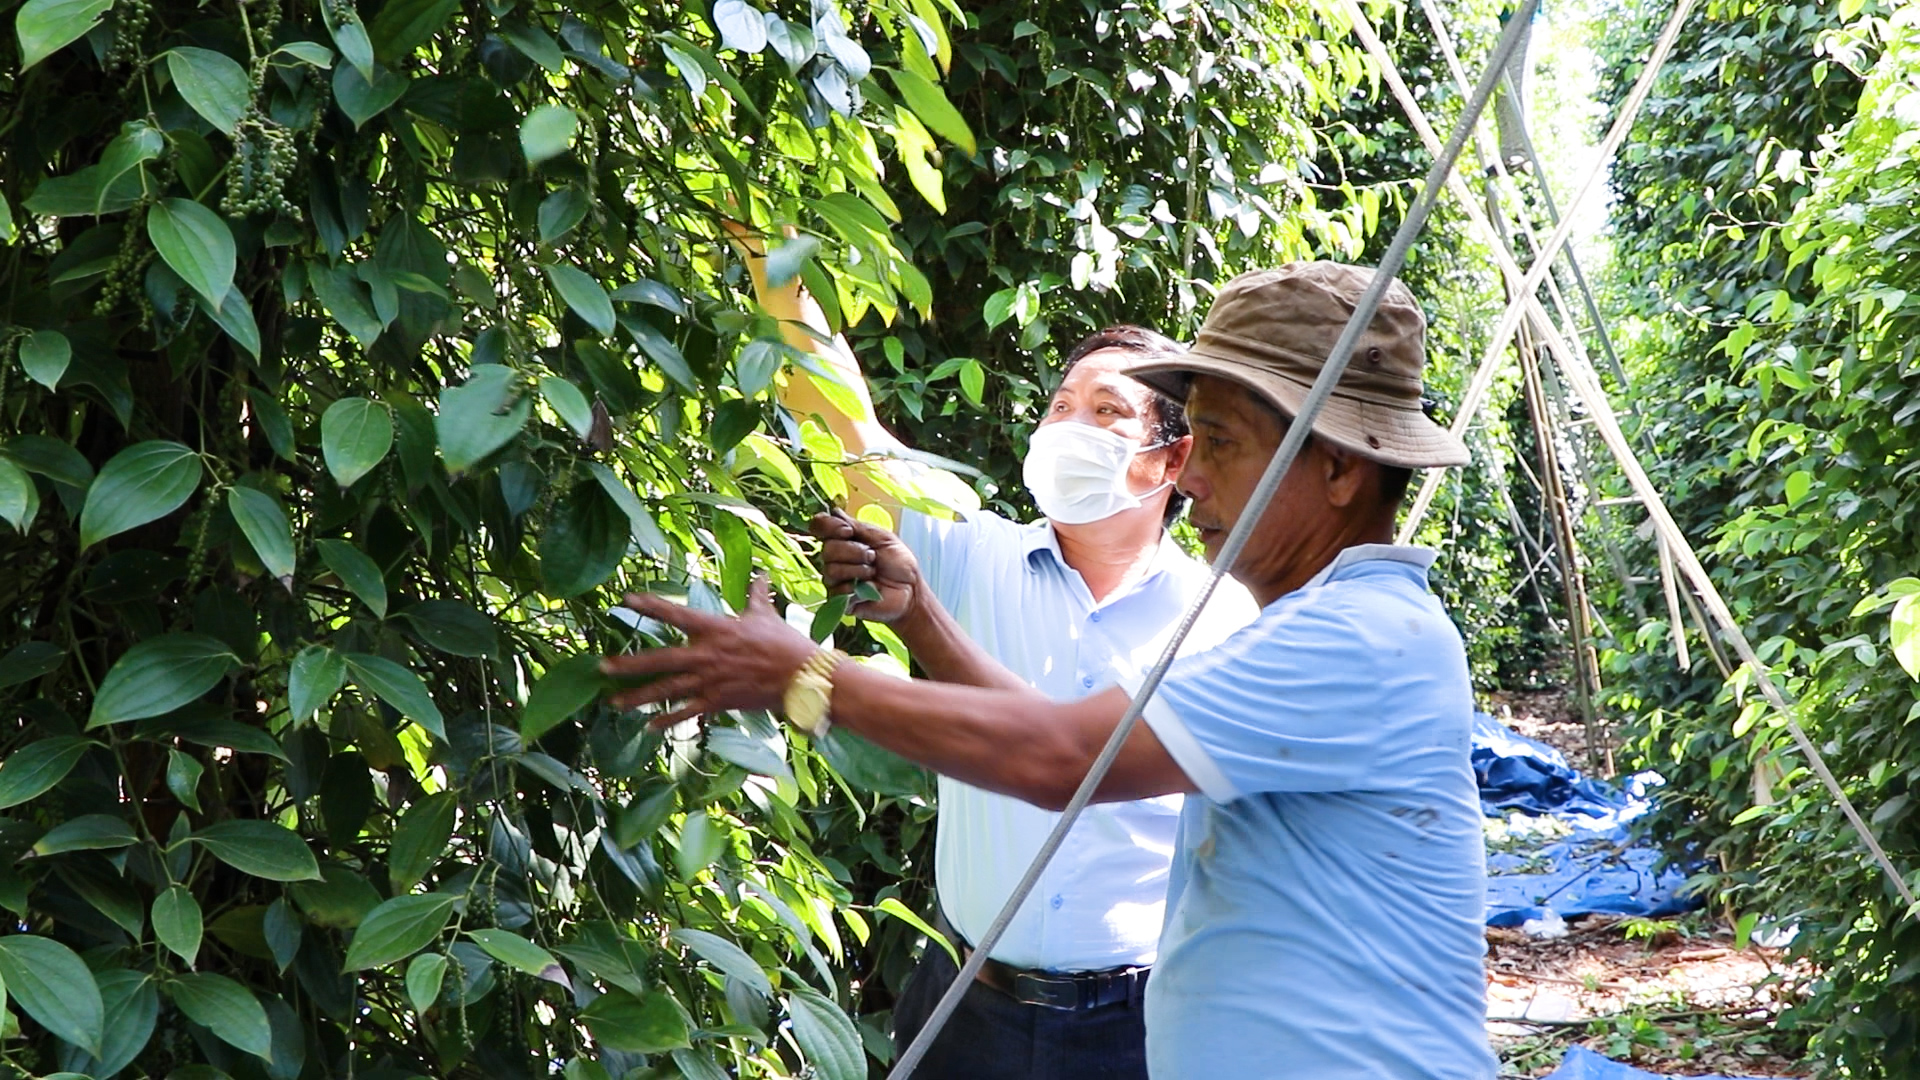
[1037,347,1187,497]
[1176,375,1338,587]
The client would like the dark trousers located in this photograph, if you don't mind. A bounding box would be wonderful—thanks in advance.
[891,944,1150,1080]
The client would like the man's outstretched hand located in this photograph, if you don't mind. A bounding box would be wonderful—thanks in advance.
[601,576,817,728]
[811,510,921,624]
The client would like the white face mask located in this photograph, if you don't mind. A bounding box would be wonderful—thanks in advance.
[1022,421,1172,525]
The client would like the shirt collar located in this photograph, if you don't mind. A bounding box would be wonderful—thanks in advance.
[1302,543,1437,590]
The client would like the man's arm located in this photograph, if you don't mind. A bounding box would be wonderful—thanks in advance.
[728,223,952,518]
[602,580,1196,810]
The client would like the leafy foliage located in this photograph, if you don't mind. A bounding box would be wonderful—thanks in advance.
[0,0,1418,1077]
[1593,0,1920,1072]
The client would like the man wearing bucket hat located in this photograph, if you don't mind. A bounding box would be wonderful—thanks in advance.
[604,262,1498,1078]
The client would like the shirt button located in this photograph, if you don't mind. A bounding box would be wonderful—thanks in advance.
[1090,611,1103,623]
[1081,675,1095,688]
[1050,895,1064,910]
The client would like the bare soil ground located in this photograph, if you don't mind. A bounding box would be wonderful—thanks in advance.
[1479,690,1811,1078]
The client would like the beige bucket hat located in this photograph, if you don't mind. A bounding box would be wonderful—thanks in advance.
[1124,263,1470,469]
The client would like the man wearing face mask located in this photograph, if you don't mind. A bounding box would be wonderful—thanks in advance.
[736,236,1258,1080]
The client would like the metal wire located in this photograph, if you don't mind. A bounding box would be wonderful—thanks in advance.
[884,3,1542,1072]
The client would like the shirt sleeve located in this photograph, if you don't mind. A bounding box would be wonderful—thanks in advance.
[1125,602,1390,803]
[896,508,976,613]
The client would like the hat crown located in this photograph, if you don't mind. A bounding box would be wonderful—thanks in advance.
[1192,263,1428,405]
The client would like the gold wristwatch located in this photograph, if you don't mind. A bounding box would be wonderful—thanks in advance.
[782,648,847,737]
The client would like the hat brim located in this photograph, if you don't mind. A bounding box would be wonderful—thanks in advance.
[1123,355,1471,469]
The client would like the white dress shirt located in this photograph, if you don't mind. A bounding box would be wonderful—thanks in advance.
[897,508,1259,972]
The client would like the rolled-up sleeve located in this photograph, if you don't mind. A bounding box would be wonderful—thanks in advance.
[1120,604,1387,802]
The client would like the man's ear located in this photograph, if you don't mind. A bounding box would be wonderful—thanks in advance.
[1159,433,1194,482]
[1320,441,1371,509]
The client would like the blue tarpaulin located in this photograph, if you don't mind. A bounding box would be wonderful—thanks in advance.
[1543,1045,1771,1080]
[1473,714,1702,927]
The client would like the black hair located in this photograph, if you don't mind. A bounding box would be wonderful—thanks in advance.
[1055,325,1190,525]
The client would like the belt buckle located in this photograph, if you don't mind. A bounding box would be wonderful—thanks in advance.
[1012,972,1081,1012]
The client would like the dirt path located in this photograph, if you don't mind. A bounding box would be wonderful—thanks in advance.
[1480,690,1810,1077]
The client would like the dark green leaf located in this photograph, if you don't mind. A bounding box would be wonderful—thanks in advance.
[705,727,791,782]
[309,263,385,347]
[315,539,388,617]
[589,463,671,559]
[154,884,204,964]
[264,898,302,971]
[581,989,689,1053]
[0,457,36,532]
[0,640,64,690]
[389,790,457,892]
[166,48,250,134]
[0,935,103,1055]
[245,388,297,462]
[94,970,159,1077]
[203,287,262,358]
[620,315,697,393]
[33,813,136,854]
[405,953,446,1013]
[228,487,296,584]
[78,440,203,549]
[191,820,322,881]
[167,747,205,811]
[289,864,382,929]
[344,893,456,969]
[0,735,90,808]
[818,729,929,796]
[521,653,609,741]
[15,0,113,69]
[319,397,393,488]
[332,62,408,128]
[274,40,334,67]
[368,0,457,60]
[146,199,235,307]
[168,973,272,1060]
[399,599,497,657]
[540,481,627,597]
[322,1,374,79]
[88,633,237,728]
[436,364,530,474]
[544,263,614,335]
[5,433,95,490]
[20,329,70,390]
[344,653,446,740]
[537,187,590,242]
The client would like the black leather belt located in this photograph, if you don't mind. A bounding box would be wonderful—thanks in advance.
[935,912,1150,1012]
[973,953,1150,1012]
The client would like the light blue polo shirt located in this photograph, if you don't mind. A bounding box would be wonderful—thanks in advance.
[1129,544,1495,1079]
[899,508,1259,971]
